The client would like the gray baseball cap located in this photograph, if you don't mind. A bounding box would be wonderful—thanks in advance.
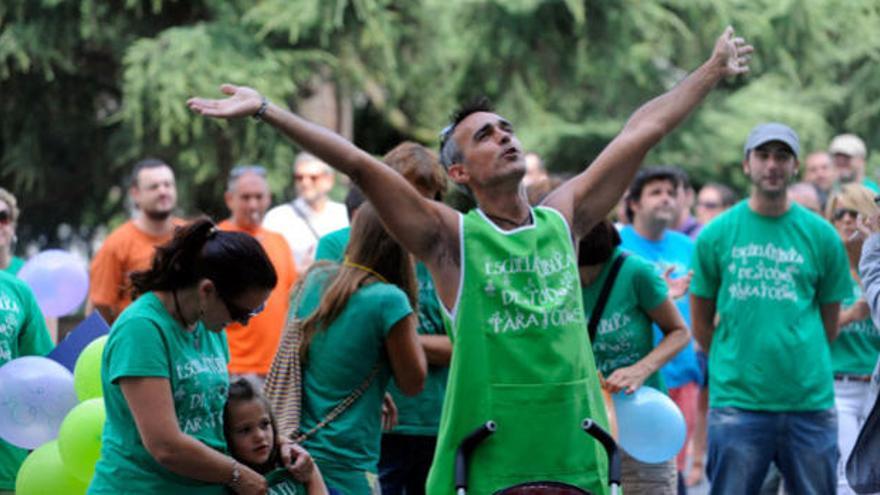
[743,123,800,158]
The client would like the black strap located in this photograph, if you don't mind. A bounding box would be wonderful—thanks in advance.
[588,253,628,342]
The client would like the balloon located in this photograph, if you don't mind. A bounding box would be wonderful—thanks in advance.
[73,336,107,401]
[0,356,78,449]
[16,440,88,495]
[612,386,686,463]
[57,398,105,482]
[18,249,89,317]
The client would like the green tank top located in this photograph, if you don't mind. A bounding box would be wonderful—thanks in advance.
[425,207,609,494]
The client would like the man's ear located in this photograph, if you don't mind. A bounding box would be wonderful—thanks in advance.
[447,163,468,185]
[224,190,235,212]
[198,278,217,298]
[742,158,750,176]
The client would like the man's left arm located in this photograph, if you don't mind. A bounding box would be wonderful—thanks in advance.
[544,27,752,239]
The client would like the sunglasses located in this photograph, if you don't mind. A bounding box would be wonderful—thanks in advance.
[223,297,266,325]
[230,165,267,180]
[833,208,859,221]
[0,211,10,225]
[697,201,722,210]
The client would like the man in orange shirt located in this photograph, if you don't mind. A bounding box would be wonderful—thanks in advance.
[89,158,183,324]
[219,165,297,383]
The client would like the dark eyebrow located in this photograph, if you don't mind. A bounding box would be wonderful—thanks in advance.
[473,123,492,141]
[498,119,513,130]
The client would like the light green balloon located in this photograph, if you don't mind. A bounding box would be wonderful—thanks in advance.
[58,398,105,482]
[73,336,107,401]
[16,440,88,495]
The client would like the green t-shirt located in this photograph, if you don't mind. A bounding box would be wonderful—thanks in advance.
[3,256,24,275]
[830,273,880,375]
[582,248,668,393]
[0,271,53,490]
[265,467,306,494]
[315,227,350,263]
[315,227,450,436]
[387,262,449,436]
[296,268,412,495]
[691,201,851,411]
[89,292,231,495]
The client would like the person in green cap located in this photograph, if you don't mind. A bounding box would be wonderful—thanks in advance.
[187,26,752,494]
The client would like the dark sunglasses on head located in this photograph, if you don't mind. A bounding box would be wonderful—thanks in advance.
[223,298,266,325]
[0,211,11,225]
[833,208,859,221]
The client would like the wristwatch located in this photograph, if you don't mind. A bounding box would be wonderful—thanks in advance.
[253,96,269,121]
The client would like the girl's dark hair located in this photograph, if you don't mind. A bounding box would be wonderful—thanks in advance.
[130,217,277,300]
[578,220,622,266]
[300,203,417,360]
[224,378,280,474]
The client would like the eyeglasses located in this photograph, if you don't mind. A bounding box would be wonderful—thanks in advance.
[0,211,11,225]
[223,297,266,325]
[833,208,859,222]
[294,173,325,182]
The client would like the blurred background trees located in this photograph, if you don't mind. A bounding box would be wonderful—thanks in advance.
[3,0,880,250]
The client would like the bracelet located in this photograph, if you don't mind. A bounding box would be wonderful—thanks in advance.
[253,95,269,121]
[228,459,241,487]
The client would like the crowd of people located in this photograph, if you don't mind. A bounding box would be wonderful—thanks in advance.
[1,26,879,495]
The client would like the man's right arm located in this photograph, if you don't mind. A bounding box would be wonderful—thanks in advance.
[188,86,459,267]
[690,294,717,351]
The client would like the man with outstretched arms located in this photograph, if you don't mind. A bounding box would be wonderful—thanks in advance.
[188,28,751,495]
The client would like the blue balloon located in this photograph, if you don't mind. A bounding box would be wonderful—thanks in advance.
[612,386,686,463]
[0,356,79,449]
[18,250,89,317]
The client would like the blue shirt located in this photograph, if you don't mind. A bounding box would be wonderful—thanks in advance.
[620,225,703,388]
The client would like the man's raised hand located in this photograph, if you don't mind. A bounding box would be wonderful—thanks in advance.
[712,26,754,78]
[187,84,263,119]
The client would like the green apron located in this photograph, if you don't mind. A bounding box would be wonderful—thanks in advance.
[426,207,609,494]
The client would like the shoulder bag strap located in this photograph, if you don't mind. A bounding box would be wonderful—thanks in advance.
[293,363,381,444]
[588,252,628,343]
[290,201,322,241]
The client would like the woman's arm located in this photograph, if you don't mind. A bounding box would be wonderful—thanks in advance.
[385,314,427,395]
[120,377,267,494]
[604,298,689,394]
[420,334,452,366]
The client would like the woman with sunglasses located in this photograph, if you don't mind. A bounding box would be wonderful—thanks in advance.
[0,188,24,275]
[290,203,426,495]
[824,183,880,495]
[89,218,289,494]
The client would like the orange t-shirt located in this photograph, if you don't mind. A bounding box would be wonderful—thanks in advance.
[218,220,297,374]
[89,219,182,319]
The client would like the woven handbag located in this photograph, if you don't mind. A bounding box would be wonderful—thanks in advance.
[263,272,379,444]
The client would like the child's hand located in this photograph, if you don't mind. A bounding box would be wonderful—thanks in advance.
[280,440,316,483]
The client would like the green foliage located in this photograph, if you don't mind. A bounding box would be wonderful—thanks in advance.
[3,0,880,248]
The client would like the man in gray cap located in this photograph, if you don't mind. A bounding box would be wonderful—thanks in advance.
[830,133,879,193]
[689,123,851,494]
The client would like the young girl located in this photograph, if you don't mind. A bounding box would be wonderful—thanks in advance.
[225,379,328,495]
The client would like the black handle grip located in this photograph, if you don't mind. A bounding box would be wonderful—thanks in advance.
[454,420,497,491]
[582,418,621,487]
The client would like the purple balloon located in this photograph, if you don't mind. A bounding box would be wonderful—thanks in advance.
[0,356,78,449]
[18,250,89,317]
